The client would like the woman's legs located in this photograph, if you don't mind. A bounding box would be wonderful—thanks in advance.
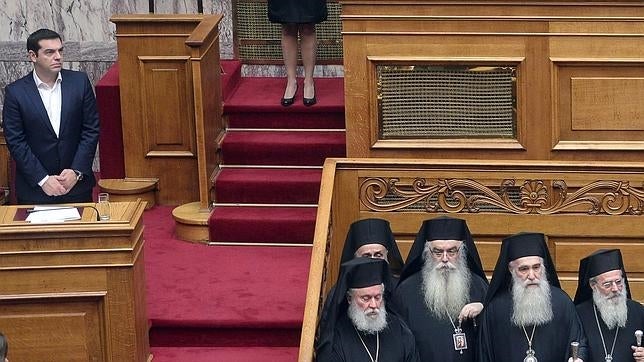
[281,23,299,100]
[299,23,317,100]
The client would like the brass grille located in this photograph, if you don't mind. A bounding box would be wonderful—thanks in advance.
[377,65,517,139]
[234,0,343,63]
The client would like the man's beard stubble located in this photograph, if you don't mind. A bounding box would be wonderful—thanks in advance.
[593,286,627,330]
[421,244,472,320]
[348,299,388,335]
[510,268,554,327]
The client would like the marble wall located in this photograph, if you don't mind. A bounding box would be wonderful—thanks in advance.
[0,0,235,118]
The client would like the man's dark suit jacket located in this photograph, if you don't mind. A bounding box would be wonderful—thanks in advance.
[2,69,100,204]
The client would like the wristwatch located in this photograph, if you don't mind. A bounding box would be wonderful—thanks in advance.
[74,170,84,181]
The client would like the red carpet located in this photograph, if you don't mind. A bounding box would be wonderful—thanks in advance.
[96,60,345,359]
[151,346,299,362]
[215,168,322,204]
[209,71,345,243]
[209,206,317,244]
[144,206,311,344]
[224,77,344,113]
[221,131,345,166]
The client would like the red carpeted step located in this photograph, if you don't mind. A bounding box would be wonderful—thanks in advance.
[221,60,242,102]
[151,346,299,362]
[224,77,344,113]
[208,206,316,244]
[227,111,345,129]
[145,206,311,345]
[221,131,346,166]
[214,168,322,204]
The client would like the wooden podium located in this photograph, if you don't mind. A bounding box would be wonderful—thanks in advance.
[0,200,149,361]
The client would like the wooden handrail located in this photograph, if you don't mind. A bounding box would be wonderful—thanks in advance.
[186,14,223,48]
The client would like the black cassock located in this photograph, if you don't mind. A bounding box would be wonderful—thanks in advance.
[392,273,488,362]
[478,287,588,362]
[576,299,644,362]
[316,312,419,362]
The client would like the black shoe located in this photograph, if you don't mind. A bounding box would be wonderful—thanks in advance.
[303,96,317,107]
[303,84,316,107]
[281,84,297,107]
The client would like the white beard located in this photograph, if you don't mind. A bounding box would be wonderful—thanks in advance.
[511,270,553,327]
[593,286,628,329]
[348,299,388,334]
[421,244,471,320]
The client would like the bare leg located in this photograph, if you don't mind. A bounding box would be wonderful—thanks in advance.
[281,23,299,100]
[299,23,317,100]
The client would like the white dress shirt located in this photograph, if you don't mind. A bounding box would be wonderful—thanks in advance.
[33,71,63,186]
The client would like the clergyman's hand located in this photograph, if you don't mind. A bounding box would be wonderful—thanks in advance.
[633,345,644,361]
[41,176,68,196]
[458,302,483,322]
[57,169,78,191]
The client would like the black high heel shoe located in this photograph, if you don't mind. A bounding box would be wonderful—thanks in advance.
[303,84,316,107]
[281,84,297,107]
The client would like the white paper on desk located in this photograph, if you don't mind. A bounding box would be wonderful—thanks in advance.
[25,206,81,223]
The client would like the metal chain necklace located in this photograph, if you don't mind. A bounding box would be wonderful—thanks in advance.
[354,326,379,362]
[522,325,538,362]
[593,304,619,362]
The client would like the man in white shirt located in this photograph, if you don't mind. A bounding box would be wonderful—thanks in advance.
[2,28,99,204]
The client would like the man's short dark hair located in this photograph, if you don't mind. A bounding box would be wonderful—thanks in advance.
[27,28,61,53]
[0,332,7,359]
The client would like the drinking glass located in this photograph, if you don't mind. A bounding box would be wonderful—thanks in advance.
[97,192,111,221]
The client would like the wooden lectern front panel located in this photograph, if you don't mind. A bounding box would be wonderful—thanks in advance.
[0,297,104,361]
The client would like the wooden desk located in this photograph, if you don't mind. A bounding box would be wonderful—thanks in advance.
[0,200,149,361]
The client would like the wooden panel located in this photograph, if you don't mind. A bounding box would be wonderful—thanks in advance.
[139,56,195,156]
[342,1,644,162]
[0,297,104,362]
[571,78,644,131]
[552,61,644,152]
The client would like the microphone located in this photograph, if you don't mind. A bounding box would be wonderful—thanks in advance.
[636,330,643,347]
[570,341,579,360]
[85,205,101,221]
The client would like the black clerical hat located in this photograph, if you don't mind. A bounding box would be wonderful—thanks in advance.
[347,257,386,288]
[316,258,393,356]
[340,218,404,277]
[398,216,487,284]
[484,232,560,305]
[573,249,631,305]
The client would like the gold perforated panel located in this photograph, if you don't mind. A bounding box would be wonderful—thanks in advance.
[377,65,517,139]
[234,0,342,63]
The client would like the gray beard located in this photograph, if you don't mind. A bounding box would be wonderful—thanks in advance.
[348,300,388,334]
[593,287,628,329]
[511,271,553,327]
[421,246,471,320]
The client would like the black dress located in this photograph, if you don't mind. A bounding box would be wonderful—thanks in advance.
[267,0,327,24]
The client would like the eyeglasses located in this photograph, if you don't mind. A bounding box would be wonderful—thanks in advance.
[430,246,460,258]
[598,278,623,290]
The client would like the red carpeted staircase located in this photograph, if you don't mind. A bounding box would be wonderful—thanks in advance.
[208,62,346,246]
[146,61,346,361]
